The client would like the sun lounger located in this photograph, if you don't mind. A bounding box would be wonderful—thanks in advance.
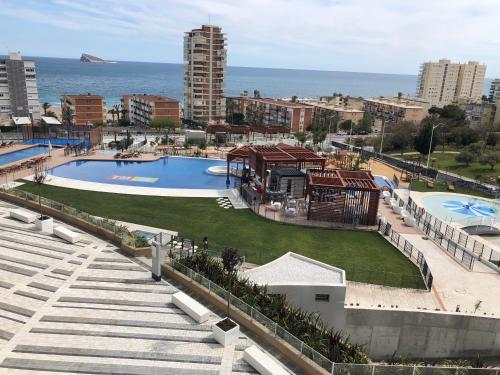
[285,207,297,217]
[393,205,403,215]
[401,210,409,220]
[10,209,37,223]
[270,201,282,211]
[403,216,416,227]
[53,226,81,243]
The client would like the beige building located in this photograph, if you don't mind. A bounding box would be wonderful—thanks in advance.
[363,97,426,124]
[183,25,227,124]
[417,59,486,107]
[304,100,364,126]
[122,94,180,127]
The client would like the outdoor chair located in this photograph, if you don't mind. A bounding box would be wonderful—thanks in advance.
[404,216,416,227]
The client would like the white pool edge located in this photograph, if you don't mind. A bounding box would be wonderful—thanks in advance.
[23,175,237,198]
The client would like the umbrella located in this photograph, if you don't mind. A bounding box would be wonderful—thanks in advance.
[48,140,52,156]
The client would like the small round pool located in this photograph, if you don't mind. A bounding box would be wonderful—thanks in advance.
[421,194,500,226]
[48,157,237,189]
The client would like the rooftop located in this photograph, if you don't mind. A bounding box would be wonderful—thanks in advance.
[364,98,424,109]
[130,95,179,103]
[64,94,104,100]
[245,252,345,286]
[308,169,379,191]
[249,98,313,108]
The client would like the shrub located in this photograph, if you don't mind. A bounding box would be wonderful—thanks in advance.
[177,252,369,364]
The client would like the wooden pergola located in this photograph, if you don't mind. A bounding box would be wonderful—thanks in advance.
[227,143,326,197]
[306,169,379,225]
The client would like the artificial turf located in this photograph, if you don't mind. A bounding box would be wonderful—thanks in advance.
[18,182,425,289]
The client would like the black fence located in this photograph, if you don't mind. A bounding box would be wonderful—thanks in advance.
[330,141,498,197]
[378,220,434,290]
[389,189,500,270]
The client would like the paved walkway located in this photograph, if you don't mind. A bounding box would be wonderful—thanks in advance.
[0,200,293,374]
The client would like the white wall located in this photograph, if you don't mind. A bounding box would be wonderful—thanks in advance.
[266,283,347,330]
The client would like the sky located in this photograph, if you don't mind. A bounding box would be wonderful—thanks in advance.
[1,0,499,76]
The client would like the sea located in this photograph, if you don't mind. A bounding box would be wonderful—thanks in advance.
[29,56,492,106]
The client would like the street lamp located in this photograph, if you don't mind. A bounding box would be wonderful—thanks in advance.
[378,117,386,154]
[426,123,443,169]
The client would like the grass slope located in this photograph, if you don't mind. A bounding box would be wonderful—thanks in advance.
[18,182,425,289]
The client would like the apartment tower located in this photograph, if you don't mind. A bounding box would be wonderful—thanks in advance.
[61,94,105,126]
[489,79,500,102]
[417,59,486,107]
[0,51,40,122]
[184,25,227,124]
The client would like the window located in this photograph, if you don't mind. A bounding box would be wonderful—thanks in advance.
[315,294,330,302]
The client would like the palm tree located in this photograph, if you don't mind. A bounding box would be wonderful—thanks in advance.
[61,107,74,125]
[42,102,50,116]
[113,104,121,121]
[108,108,117,123]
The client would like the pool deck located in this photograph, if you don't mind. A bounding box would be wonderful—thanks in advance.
[378,194,500,316]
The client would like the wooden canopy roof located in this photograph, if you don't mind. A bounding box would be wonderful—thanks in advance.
[307,169,379,191]
[227,143,325,164]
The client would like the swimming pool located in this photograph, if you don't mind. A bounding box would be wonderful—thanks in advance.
[0,145,49,166]
[421,194,500,226]
[48,157,237,189]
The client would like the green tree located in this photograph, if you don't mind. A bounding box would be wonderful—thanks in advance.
[42,102,50,116]
[291,95,298,102]
[309,121,327,146]
[94,119,105,127]
[150,117,180,144]
[486,133,498,149]
[339,120,353,133]
[108,108,117,123]
[355,112,373,133]
[253,89,261,98]
[479,151,499,170]
[46,110,58,119]
[294,132,308,146]
[455,150,475,166]
[414,122,437,155]
[61,106,74,125]
[113,104,121,121]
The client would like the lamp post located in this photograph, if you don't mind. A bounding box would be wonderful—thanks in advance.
[348,120,354,151]
[426,123,443,169]
[378,117,386,154]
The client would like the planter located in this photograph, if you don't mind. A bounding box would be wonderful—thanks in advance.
[35,215,54,233]
[212,318,240,346]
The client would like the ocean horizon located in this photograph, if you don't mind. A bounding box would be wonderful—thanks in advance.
[25,56,492,106]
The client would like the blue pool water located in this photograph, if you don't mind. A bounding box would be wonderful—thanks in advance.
[422,194,500,226]
[48,157,237,189]
[25,138,89,147]
[0,146,49,166]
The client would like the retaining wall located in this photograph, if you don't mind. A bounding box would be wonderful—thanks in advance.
[345,307,500,360]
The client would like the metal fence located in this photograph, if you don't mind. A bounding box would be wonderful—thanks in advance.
[169,258,497,375]
[330,141,498,197]
[378,220,433,290]
[390,189,500,271]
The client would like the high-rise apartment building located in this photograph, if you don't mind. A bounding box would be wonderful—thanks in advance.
[184,25,227,124]
[417,59,486,107]
[489,79,500,102]
[0,52,40,122]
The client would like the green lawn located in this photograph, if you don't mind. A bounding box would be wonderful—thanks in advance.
[17,182,425,289]
[391,151,498,187]
[410,180,493,198]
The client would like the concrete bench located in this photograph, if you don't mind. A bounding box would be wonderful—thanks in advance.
[171,291,210,323]
[10,209,37,223]
[53,226,81,243]
[243,345,289,375]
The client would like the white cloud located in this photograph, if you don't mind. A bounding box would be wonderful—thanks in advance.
[1,0,499,75]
